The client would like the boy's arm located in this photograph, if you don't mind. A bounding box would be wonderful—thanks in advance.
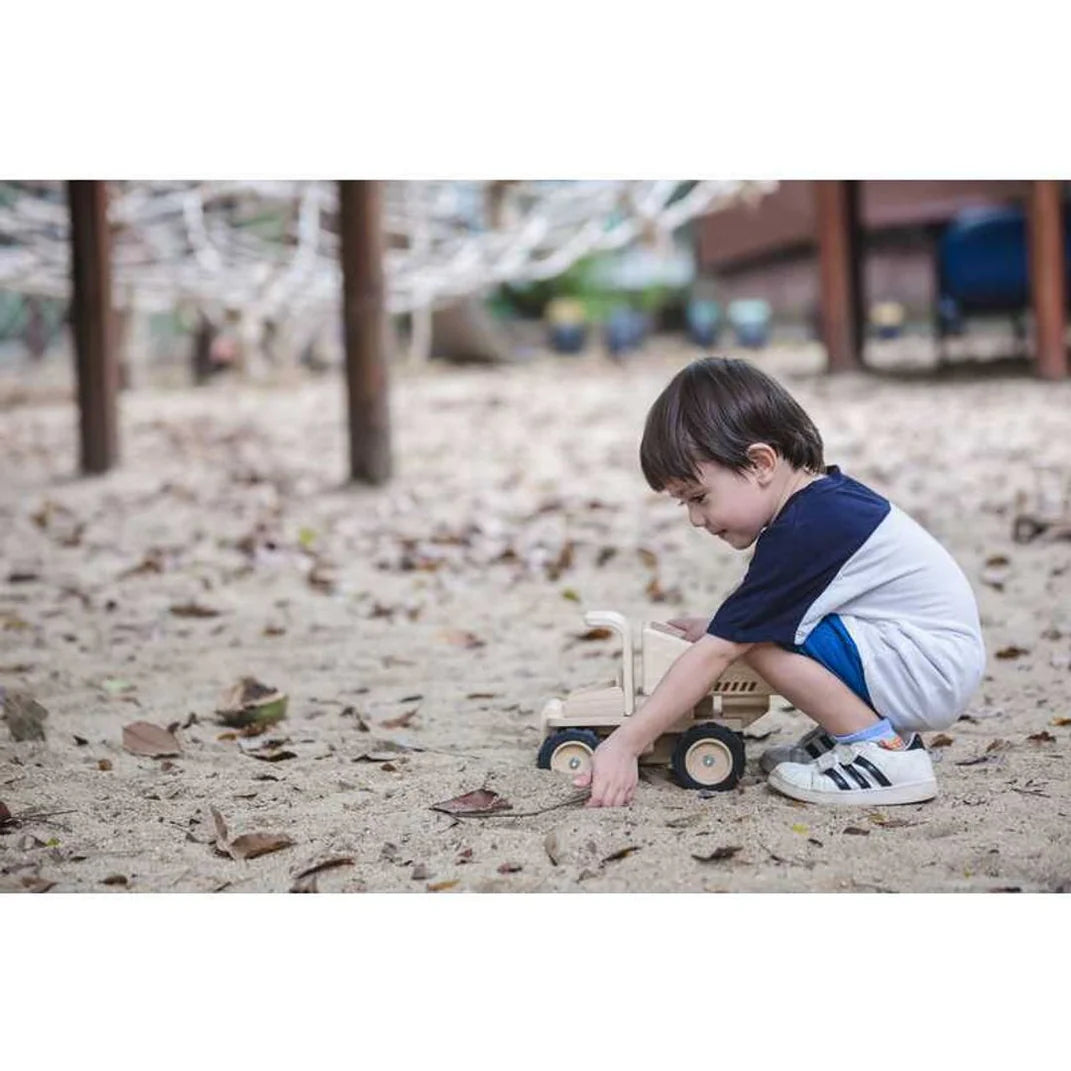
[578,633,753,807]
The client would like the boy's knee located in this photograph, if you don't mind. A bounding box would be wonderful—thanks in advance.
[742,642,787,669]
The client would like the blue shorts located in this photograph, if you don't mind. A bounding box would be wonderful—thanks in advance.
[785,614,874,709]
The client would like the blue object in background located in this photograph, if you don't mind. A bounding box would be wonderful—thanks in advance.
[728,299,771,348]
[685,299,721,347]
[548,321,591,355]
[548,322,587,354]
[938,205,1071,315]
[603,306,647,358]
[546,297,588,355]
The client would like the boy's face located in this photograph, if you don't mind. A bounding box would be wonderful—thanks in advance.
[664,459,777,550]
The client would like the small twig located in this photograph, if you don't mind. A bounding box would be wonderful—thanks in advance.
[14,808,78,821]
[453,790,591,819]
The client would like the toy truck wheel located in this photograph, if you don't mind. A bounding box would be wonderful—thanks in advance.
[537,729,600,776]
[672,723,745,791]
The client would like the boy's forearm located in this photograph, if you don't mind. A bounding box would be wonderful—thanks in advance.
[615,640,733,756]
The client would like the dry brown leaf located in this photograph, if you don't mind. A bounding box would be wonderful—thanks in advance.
[665,814,700,829]
[210,805,293,861]
[430,789,511,816]
[578,627,613,641]
[246,747,297,762]
[545,541,575,581]
[544,829,563,866]
[0,801,12,827]
[101,874,128,886]
[995,645,1029,660]
[980,555,1011,590]
[340,706,372,731]
[691,845,742,862]
[1028,730,1056,743]
[122,721,181,758]
[601,845,639,864]
[229,832,294,860]
[596,546,617,567]
[930,733,955,747]
[2,691,48,742]
[637,547,659,569]
[21,875,55,893]
[98,758,113,771]
[466,692,498,700]
[843,826,870,836]
[169,602,221,618]
[497,861,523,874]
[439,629,486,649]
[1050,717,1071,727]
[426,880,459,892]
[380,709,419,729]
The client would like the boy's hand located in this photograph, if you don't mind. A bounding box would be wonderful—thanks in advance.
[666,616,709,643]
[573,732,639,808]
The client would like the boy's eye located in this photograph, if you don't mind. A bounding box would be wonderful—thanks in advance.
[689,495,707,506]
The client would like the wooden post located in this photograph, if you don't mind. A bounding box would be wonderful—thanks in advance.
[339,181,391,484]
[1027,180,1068,381]
[68,181,119,473]
[814,180,864,373]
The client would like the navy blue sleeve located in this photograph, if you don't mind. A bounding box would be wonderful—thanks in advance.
[708,477,889,645]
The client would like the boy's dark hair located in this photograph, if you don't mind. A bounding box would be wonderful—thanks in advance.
[640,356,824,489]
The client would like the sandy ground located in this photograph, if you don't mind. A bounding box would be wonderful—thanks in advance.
[1,338,1070,893]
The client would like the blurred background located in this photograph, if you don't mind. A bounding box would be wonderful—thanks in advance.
[2,180,1068,470]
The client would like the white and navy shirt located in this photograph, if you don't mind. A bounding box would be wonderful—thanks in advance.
[708,466,986,731]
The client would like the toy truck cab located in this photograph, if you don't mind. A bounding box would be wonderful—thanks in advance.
[538,610,772,791]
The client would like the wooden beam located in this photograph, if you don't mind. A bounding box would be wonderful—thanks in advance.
[338,181,391,484]
[814,180,864,373]
[68,180,119,474]
[1027,180,1068,381]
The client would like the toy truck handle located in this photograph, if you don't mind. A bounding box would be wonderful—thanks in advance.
[583,610,635,715]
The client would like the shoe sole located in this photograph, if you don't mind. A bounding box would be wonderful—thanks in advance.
[766,770,938,806]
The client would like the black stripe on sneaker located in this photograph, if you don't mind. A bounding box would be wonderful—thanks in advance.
[853,755,892,787]
[806,742,822,758]
[842,763,871,789]
[824,767,852,790]
[818,734,835,750]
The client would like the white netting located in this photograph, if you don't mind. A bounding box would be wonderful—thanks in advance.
[0,180,772,326]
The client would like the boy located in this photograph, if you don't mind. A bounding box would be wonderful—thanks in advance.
[575,356,985,808]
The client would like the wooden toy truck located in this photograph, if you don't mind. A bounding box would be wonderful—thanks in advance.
[537,611,773,791]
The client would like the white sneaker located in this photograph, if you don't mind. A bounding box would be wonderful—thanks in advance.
[767,735,937,806]
[759,725,836,774]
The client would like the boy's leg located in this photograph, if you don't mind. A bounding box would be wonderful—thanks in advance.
[743,643,881,737]
[744,643,937,805]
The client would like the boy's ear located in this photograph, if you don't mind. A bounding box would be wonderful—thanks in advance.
[745,442,778,481]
